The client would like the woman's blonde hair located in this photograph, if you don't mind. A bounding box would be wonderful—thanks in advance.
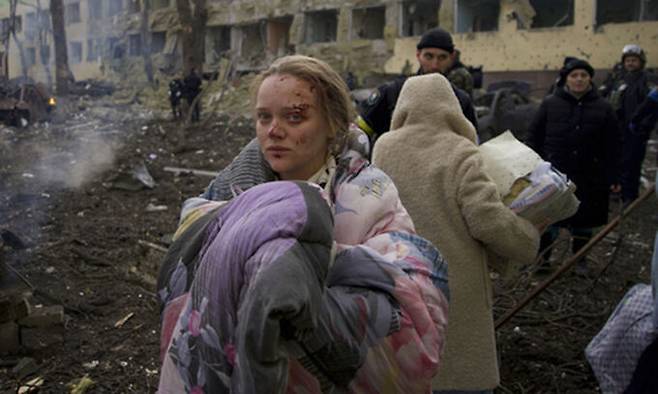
[251,55,355,156]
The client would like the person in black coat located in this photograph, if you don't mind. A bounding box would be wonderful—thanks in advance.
[183,67,202,122]
[526,59,622,273]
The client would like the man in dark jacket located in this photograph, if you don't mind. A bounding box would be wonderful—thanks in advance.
[184,68,202,122]
[526,59,622,274]
[601,45,655,204]
[357,28,477,146]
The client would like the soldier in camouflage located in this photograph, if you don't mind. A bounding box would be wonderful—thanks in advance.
[446,49,474,97]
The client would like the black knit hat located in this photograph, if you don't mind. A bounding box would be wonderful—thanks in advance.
[417,28,454,53]
[560,58,595,79]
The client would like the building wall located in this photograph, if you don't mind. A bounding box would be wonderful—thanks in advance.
[386,0,658,75]
[1,0,656,90]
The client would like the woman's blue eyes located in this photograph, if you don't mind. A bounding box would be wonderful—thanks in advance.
[257,113,303,123]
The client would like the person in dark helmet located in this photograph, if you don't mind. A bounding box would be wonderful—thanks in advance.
[526,58,622,275]
[601,44,656,204]
[357,27,478,147]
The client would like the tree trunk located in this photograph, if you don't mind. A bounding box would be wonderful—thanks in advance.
[50,0,70,95]
[36,0,54,88]
[140,0,154,83]
[175,0,207,74]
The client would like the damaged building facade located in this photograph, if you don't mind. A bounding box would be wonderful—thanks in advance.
[1,0,657,91]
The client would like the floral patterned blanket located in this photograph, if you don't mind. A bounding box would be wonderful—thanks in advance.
[157,143,449,393]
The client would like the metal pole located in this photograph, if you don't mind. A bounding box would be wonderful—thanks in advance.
[495,183,655,329]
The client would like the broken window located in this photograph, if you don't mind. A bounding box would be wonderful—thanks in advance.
[40,45,50,63]
[127,0,140,13]
[305,9,338,43]
[24,12,36,40]
[38,10,51,29]
[107,37,124,58]
[455,0,499,32]
[26,47,36,67]
[65,3,81,24]
[266,17,292,56]
[89,0,103,19]
[152,0,170,9]
[351,6,386,39]
[151,31,166,53]
[529,0,574,28]
[239,23,265,60]
[69,41,82,63]
[108,0,123,16]
[400,0,441,37]
[87,38,102,61]
[206,25,231,60]
[596,0,658,24]
[129,33,142,56]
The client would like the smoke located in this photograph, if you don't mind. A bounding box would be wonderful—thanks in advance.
[34,133,120,190]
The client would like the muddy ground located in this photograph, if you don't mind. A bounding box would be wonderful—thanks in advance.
[0,94,656,393]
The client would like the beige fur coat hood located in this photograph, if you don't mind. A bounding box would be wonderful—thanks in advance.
[372,73,540,390]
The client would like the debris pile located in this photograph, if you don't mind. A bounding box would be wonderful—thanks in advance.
[1,281,65,357]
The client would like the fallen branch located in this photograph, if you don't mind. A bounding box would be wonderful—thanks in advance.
[163,166,218,177]
[495,183,655,329]
[137,239,168,253]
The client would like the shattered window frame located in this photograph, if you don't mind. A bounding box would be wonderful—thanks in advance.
[128,33,142,56]
[151,31,167,53]
[106,36,124,59]
[528,0,575,28]
[88,0,104,20]
[304,9,338,44]
[351,6,386,40]
[69,41,83,64]
[24,12,37,40]
[127,0,140,13]
[152,0,170,10]
[87,38,102,61]
[455,0,500,33]
[108,0,123,17]
[400,0,441,37]
[65,2,81,25]
[11,16,22,33]
[596,0,658,24]
[25,47,36,67]
[38,10,52,30]
[40,45,50,64]
[238,22,266,61]
[206,25,231,60]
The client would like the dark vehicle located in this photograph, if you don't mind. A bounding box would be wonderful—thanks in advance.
[0,79,56,127]
[475,81,539,142]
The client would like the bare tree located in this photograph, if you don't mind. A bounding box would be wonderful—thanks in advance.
[175,0,207,74]
[140,0,154,83]
[50,0,71,95]
[36,0,54,88]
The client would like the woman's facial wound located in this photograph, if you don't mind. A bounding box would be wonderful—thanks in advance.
[255,74,331,181]
[565,69,591,94]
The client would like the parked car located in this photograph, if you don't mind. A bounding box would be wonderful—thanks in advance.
[0,79,56,127]
[475,81,539,142]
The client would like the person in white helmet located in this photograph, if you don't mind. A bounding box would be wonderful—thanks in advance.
[601,44,656,205]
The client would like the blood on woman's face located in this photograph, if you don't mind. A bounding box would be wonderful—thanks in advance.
[255,74,331,181]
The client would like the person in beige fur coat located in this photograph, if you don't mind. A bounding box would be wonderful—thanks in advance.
[372,73,540,393]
